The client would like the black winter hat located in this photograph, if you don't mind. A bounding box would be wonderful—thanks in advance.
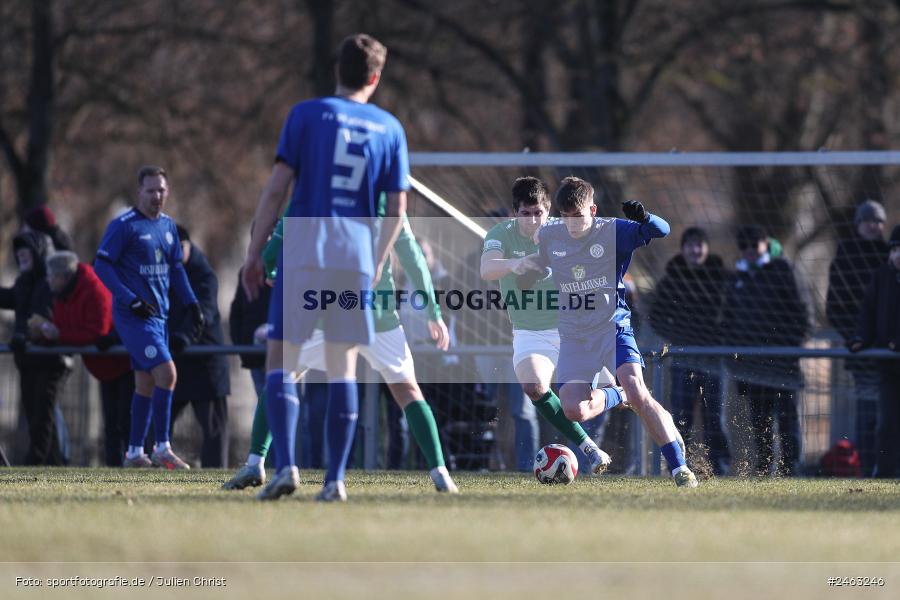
[736,225,767,248]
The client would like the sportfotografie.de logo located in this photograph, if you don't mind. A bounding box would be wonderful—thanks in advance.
[298,288,608,312]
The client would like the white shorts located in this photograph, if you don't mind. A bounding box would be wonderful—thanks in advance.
[512,328,560,369]
[297,325,416,384]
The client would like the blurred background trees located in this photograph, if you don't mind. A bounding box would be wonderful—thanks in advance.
[2,0,900,274]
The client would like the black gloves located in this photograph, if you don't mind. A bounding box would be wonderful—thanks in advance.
[622,200,648,223]
[189,303,206,340]
[846,337,865,353]
[516,267,552,290]
[8,334,27,354]
[129,298,158,319]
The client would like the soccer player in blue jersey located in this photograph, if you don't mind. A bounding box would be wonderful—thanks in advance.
[520,177,698,487]
[94,166,206,469]
[240,34,408,501]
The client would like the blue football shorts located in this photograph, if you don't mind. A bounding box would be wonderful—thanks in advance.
[557,324,644,386]
[115,313,172,372]
[269,263,374,347]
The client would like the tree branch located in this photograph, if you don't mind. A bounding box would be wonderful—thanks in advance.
[395,0,562,148]
[627,0,854,127]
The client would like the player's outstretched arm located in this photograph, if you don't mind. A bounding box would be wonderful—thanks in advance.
[643,213,670,238]
[242,162,294,300]
[480,250,514,280]
[621,200,670,240]
[373,191,407,283]
[480,251,544,280]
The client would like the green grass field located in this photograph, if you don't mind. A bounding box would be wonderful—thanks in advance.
[2,468,899,599]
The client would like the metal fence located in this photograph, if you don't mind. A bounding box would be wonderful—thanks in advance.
[1,342,896,474]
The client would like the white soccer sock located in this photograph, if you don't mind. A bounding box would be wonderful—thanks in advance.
[579,438,599,453]
[126,446,144,459]
[672,465,690,477]
[153,441,171,453]
[247,454,263,467]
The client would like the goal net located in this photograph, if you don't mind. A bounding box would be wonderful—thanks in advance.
[403,151,899,473]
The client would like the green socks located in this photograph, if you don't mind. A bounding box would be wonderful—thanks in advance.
[404,400,445,469]
[533,390,589,445]
[249,390,273,458]
[249,393,446,470]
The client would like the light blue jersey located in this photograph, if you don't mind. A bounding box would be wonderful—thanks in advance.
[535,214,669,381]
[535,215,670,338]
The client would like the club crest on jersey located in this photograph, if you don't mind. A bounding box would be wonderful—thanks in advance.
[572,265,586,280]
[154,248,163,263]
[590,244,604,258]
[165,231,174,245]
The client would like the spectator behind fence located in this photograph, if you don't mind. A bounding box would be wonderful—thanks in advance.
[722,225,809,476]
[648,226,731,475]
[826,199,888,475]
[24,205,73,252]
[0,231,69,465]
[39,251,134,466]
[167,225,230,467]
[848,224,900,478]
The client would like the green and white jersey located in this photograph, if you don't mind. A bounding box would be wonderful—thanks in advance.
[482,219,558,331]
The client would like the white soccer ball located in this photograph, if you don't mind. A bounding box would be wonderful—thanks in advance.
[533,444,578,484]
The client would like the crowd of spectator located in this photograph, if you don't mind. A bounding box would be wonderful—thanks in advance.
[1,208,231,468]
[649,201,898,478]
[1,200,898,477]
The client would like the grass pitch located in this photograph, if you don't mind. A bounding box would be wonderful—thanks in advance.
[2,468,899,598]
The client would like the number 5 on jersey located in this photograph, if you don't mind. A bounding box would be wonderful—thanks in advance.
[332,127,370,195]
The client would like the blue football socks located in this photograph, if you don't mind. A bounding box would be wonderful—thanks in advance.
[602,386,625,412]
[151,387,173,445]
[128,392,153,448]
[661,440,687,472]
[325,380,359,484]
[265,370,300,472]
